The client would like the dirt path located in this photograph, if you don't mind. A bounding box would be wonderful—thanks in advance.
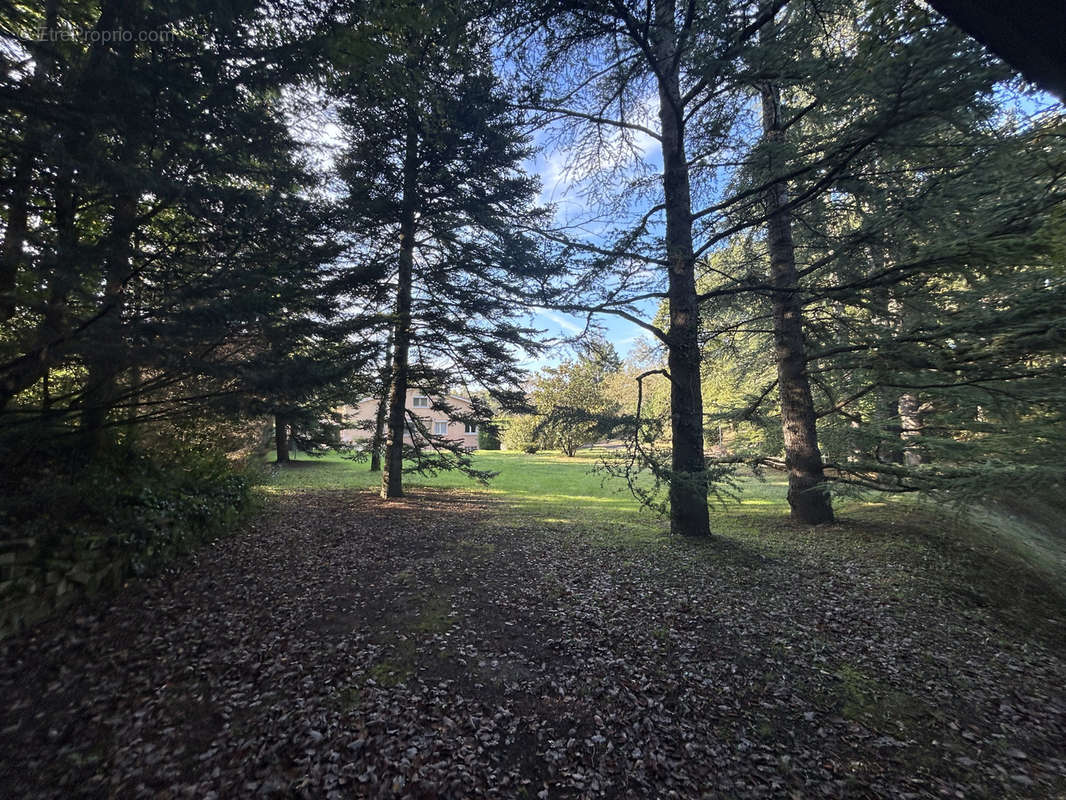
[1,490,1064,798]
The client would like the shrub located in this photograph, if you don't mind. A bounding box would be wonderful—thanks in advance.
[477,423,501,450]
[1,446,252,575]
[499,414,542,453]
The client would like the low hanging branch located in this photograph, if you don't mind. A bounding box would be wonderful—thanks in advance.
[593,368,744,519]
[401,408,496,484]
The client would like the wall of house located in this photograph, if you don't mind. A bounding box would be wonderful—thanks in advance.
[339,390,479,447]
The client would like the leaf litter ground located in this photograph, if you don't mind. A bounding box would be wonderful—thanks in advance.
[1,489,1064,798]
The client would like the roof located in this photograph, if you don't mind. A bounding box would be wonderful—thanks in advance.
[351,392,475,407]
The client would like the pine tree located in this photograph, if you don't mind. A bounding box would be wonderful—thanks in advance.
[505,0,794,536]
[330,1,554,498]
[752,11,833,523]
[0,0,362,468]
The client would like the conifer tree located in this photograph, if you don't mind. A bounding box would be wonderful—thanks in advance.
[697,0,1066,503]
[752,11,833,523]
[506,0,792,536]
[331,1,554,498]
[0,0,362,467]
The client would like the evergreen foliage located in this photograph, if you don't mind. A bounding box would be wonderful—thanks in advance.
[0,0,368,473]
[695,0,1066,505]
[0,0,1062,541]
[328,0,556,496]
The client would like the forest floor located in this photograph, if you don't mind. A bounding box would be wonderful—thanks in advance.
[1,472,1065,798]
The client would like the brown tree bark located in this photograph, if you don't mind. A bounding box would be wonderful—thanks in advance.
[369,332,393,472]
[759,28,834,525]
[380,102,419,499]
[275,414,290,463]
[651,0,712,538]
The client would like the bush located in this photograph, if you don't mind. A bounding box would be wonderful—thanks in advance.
[1,445,252,575]
[478,423,501,450]
[499,414,542,453]
[118,450,251,573]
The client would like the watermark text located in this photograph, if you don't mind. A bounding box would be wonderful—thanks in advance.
[28,25,175,44]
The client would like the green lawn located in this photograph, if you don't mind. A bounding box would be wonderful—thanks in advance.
[256,448,933,560]
[258,449,790,538]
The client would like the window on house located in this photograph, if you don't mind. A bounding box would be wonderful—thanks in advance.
[413,395,429,408]
[464,423,477,434]
[433,421,448,436]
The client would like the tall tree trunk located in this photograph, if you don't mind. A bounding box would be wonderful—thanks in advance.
[652,0,711,538]
[79,190,137,459]
[760,26,834,525]
[78,10,144,460]
[369,332,393,472]
[275,414,290,463]
[380,103,419,499]
[898,392,924,466]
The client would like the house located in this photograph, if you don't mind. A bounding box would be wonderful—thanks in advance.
[338,389,480,449]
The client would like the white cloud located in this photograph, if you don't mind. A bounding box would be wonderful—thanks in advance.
[533,308,587,335]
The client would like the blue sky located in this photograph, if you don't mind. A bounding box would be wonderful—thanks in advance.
[292,97,661,373]
[521,124,666,370]
[518,82,1064,373]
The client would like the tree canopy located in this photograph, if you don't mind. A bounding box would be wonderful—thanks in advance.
[0,0,1062,535]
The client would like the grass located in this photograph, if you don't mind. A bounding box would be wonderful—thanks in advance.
[259,449,789,541]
